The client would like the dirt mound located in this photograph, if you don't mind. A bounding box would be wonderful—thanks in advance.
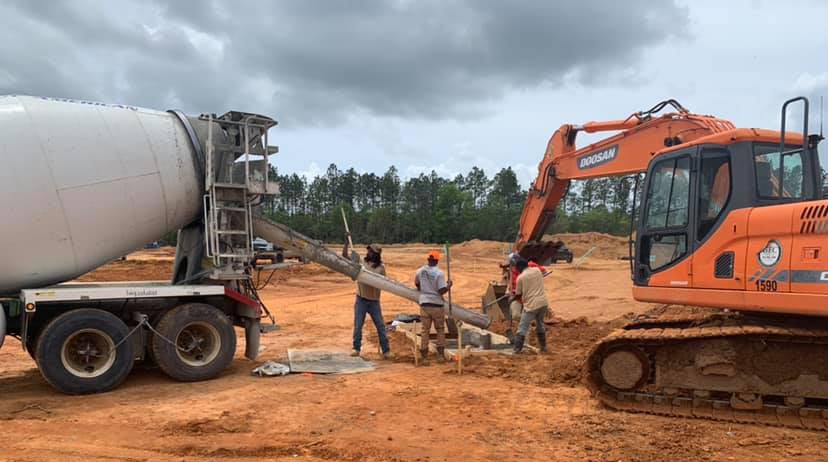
[461,320,613,387]
[128,246,176,261]
[544,232,628,260]
[450,239,509,258]
[76,259,173,282]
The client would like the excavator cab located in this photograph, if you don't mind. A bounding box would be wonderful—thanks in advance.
[632,97,826,316]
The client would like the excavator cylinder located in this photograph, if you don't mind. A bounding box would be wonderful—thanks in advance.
[252,216,492,329]
[0,95,205,294]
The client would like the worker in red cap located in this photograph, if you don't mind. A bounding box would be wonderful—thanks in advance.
[414,250,452,363]
[511,258,549,353]
[506,254,546,331]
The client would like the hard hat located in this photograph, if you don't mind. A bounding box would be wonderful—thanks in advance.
[427,250,441,260]
[367,243,383,253]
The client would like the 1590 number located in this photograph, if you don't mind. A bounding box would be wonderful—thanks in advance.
[755,279,778,292]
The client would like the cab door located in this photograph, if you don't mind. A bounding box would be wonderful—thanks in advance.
[689,148,750,290]
[634,151,695,288]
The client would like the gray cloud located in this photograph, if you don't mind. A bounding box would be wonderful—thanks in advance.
[0,1,688,124]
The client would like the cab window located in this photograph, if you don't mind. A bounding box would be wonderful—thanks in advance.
[647,234,687,271]
[645,156,691,229]
[697,154,731,241]
[642,156,691,271]
[754,144,804,199]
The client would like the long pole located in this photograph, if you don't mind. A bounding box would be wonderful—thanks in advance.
[340,206,354,250]
[445,243,462,374]
[445,243,452,316]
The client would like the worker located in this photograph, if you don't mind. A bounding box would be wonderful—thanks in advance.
[343,242,394,360]
[507,254,546,330]
[511,258,549,354]
[414,250,452,363]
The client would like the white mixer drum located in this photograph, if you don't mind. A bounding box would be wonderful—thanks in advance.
[0,95,202,293]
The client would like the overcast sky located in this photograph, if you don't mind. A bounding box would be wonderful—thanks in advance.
[2,0,826,185]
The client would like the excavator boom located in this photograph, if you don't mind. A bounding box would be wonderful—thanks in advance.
[517,100,734,260]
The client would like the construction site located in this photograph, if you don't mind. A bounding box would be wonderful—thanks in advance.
[2,80,828,462]
[4,237,828,462]
[3,3,828,460]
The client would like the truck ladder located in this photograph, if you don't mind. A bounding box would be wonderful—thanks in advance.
[201,112,278,275]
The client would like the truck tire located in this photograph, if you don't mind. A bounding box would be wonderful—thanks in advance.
[151,303,236,382]
[35,309,134,394]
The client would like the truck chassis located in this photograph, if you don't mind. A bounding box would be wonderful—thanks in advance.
[1,282,261,394]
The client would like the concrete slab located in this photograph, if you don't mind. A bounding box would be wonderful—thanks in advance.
[287,349,376,374]
[392,322,536,359]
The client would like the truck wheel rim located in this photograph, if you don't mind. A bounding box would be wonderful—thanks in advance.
[60,329,117,378]
[175,322,221,367]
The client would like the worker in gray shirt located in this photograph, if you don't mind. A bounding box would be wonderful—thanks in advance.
[414,250,452,363]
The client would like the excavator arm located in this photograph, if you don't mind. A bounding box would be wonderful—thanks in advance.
[516,100,735,261]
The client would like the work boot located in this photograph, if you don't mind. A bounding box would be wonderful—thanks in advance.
[537,332,547,354]
[382,351,396,360]
[350,349,360,357]
[420,349,430,363]
[513,334,525,354]
[436,347,446,363]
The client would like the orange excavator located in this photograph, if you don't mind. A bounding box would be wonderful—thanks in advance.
[512,97,828,428]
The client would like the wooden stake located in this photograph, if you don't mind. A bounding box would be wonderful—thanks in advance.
[456,320,463,375]
[412,343,419,367]
[413,322,421,366]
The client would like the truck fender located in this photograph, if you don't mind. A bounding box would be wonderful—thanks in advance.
[0,302,5,350]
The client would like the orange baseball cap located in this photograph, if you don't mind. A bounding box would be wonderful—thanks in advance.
[427,250,441,260]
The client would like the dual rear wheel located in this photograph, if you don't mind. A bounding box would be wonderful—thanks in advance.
[34,303,236,394]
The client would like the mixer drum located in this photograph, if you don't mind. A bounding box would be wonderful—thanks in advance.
[0,95,203,293]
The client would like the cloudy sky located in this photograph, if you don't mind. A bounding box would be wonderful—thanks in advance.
[2,0,826,185]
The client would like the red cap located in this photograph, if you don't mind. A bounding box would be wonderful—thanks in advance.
[427,250,441,260]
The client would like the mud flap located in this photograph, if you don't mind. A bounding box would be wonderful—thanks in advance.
[0,302,6,350]
[244,317,261,360]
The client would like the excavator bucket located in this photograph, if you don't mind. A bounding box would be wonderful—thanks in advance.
[518,240,571,265]
[481,282,509,322]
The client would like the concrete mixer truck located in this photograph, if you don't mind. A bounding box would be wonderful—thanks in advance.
[0,95,490,394]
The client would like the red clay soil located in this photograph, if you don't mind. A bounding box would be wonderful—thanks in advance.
[2,243,827,461]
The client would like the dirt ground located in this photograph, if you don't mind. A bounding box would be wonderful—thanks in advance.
[3,239,828,462]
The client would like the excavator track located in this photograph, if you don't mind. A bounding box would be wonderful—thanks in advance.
[585,308,828,430]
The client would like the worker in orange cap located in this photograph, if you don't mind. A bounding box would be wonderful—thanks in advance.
[414,250,452,363]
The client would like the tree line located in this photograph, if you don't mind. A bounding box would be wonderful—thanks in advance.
[261,164,638,244]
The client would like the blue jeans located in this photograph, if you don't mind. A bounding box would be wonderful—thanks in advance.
[517,306,548,336]
[353,296,390,353]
